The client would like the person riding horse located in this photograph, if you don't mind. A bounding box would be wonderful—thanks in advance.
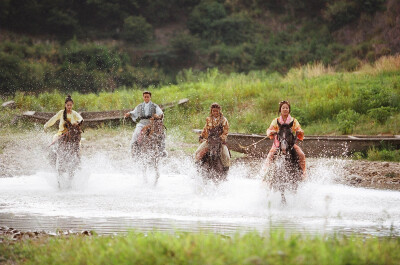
[195,103,230,172]
[44,95,84,167]
[124,91,167,157]
[263,100,306,179]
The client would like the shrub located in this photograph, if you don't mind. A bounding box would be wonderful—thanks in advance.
[352,86,396,114]
[209,14,254,45]
[187,1,227,36]
[169,33,200,67]
[120,16,153,44]
[324,1,359,30]
[0,52,25,95]
[367,107,396,124]
[336,109,359,134]
[208,43,254,72]
[291,105,310,126]
[62,43,122,72]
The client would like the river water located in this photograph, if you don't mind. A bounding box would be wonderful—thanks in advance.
[1,152,399,237]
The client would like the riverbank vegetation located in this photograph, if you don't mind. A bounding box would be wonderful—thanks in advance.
[1,230,399,264]
[1,55,399,137]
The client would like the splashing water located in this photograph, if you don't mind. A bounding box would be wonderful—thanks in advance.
[0,131,399,236]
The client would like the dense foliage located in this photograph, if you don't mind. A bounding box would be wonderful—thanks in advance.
[0,0,393,95]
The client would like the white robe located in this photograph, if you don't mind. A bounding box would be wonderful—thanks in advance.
[129,101,163,145]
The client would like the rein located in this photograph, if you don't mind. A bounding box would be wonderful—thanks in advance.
[239,135,270,150]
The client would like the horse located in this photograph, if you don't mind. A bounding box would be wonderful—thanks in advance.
[265,120,302,204]
[55,121,83,189]
[198,125,228,182]
[132,118,166,185]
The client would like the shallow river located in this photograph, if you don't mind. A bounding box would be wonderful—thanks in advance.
[1,154,399,237]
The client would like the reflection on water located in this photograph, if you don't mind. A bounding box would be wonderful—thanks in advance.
[0,153,399,237]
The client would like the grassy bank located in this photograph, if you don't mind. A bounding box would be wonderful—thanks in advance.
[1,231,399,265]
[2,55,400,137]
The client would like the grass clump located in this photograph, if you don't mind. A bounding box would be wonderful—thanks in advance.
[353,147,400,162]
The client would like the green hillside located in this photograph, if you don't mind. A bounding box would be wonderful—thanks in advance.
[1,0,399,95]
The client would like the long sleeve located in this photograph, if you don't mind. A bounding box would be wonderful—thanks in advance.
[129,105,140,122]
[44,110,63,129]
[200,117,210,140]
[220,117,229,142]
[72,110,83,123]
[292,118,304,140]
[266,118,279,139]
[155,105,163,116]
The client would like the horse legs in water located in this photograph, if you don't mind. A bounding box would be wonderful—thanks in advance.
[280,192,287,205]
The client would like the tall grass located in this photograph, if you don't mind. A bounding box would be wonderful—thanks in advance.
[3,56,400,135]
[1,231,399,265]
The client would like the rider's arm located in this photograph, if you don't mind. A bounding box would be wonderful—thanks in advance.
[155,105,163,116]
[293,118,304,141]
[129,106,140,122]
[44,110,63,129]
[221,118,229,143]
[266,118,278,139]
[72,110,84,124]
[200,117,210,142]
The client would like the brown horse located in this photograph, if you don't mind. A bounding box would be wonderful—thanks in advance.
[132,118,166,185]
[265,120,302,204]
[198,125,228,182]
[55,121,83,189]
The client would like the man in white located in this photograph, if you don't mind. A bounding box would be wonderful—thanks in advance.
[124,91,165,155]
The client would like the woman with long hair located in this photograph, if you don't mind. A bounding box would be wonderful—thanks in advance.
[263,100,306,179]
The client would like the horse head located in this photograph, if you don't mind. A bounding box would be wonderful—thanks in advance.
[137,118,165,156]
[207,125,223,160]
[61,121,83,145]
[277,120,296,155]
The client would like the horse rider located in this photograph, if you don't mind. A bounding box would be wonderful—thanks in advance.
[124,91,167,157]
[44,95,84,165]
[194,103,230,171]
[263,100,306,179]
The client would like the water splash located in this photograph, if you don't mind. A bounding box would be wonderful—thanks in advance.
[0,130,399,236]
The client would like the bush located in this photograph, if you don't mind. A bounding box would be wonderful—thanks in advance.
[62,43,122,72]
[352,86,397,114]
[120,16,153,44]
[209,14,255,45]
[187,1,227,36]
[291,105,310,126]
[324,1,358,30]
[367,107,396,124]
[169,33,199,67]
[336,109,359,134]
[0,52,25,95]
[208,43,254,72]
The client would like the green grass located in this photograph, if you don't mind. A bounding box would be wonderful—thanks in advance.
[1,231,399,265]
[353,147,400,162]
[2,57,400,137]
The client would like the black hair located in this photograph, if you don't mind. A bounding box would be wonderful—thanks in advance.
[278,100,290,114]
[64,95,73,122]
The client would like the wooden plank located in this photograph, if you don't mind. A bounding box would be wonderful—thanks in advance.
[193,129,400,157]
[20,98,189,126]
